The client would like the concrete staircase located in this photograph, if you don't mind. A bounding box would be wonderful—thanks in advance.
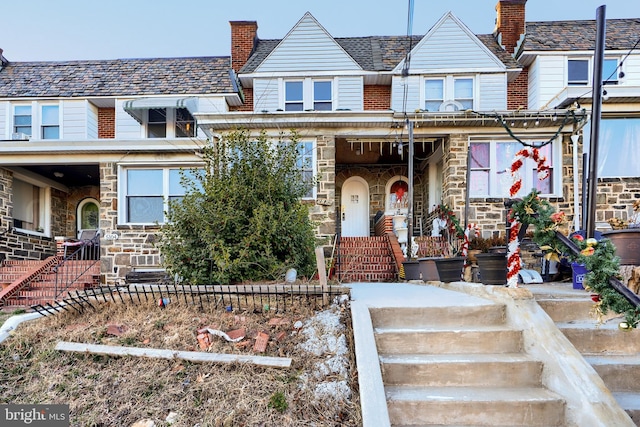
[337,236,397,282]
[0,259,100,308]
[372,303,566,426]
[533,284,640,425]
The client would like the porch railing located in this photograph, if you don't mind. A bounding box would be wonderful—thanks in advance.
[54,234,100,299]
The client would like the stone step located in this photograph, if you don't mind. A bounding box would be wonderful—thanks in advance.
[370,304,506,329]
[557,321,640,354]
[536,298,597,322]
[380,353,543,387]
[375,326,523,355]
[385,386,565,426]
[585,354,640,392]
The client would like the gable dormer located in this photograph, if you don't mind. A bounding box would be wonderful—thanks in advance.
[391,12,511,112]
[255,12,362,73]
[249,12,365,112]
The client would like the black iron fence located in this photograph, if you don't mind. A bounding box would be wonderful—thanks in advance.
[32,282,346,316]
[54,234,100,299]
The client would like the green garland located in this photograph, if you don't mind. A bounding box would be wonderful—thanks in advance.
[511,190,640,327]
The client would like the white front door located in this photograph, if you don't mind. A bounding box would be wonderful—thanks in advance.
[341,177,369,237]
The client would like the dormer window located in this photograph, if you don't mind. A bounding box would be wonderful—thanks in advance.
[285,81,304,111]
[147,108,167,138]
[568,58,619,86]
[13,105,32,137]
[41,105,59,139]
[283,79,333,111]
[424,76,474,111]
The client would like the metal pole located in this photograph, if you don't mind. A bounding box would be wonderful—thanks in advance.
[464,136,471,230]
[585,5,606,238]
[407,119,414,248]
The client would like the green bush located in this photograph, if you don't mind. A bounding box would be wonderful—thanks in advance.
[158,129,317,285]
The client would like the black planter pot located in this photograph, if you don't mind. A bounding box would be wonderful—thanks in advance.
[402,260,421,281]
[602,229,640,265]
[418,257,440,281]
[434,257,465,283]
[476,252,507,285]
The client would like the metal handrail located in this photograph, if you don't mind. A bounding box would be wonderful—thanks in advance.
[555,231,640,308]
[54,235,100,299]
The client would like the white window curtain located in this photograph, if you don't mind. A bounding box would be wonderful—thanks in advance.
[587,118,640,178]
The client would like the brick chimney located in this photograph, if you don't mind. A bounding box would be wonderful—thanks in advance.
[230,21,258,73]
[494,0,527,54]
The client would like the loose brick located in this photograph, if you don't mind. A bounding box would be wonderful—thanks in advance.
[253,332,269,353]
[226,328,246,340]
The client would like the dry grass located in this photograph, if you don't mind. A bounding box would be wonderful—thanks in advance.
[0,293,361,427]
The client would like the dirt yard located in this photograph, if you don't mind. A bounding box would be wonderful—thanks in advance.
[0,292,361,426]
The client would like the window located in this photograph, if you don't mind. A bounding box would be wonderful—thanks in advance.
[175,108,195,137]
[14,105,32,136]
[568,59,589,85]
[424,76,474,111]
[425,79,444,112]
[13,178,47,233]
[603,58,619,85]
[41,105,59,139]
[568,58,619,86]
[469,141,557,197]
[284,79,333,111]
[297,141,316,199]
[454,78,473,110]
[585,117,640,178]
[147,108,167,138]
[285,81,304,111]
[123,166,201,224]
[313,81,332,111]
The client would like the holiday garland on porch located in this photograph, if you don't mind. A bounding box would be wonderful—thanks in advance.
[510,189,640,328]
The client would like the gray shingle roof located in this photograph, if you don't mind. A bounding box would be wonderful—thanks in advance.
[240,33,518,73]
[0,56,235,98]
[523,18,640,52]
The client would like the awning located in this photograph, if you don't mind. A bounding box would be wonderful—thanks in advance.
[123,97,199,123]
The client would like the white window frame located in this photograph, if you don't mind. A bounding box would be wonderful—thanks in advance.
[468,138,562,198]
[297,140,317,200]
[422,75,475,112]
[281,78,334,111]
[13,104,32,137]
[11,171,51,237]
[144,108,196,139]
[567,57,620,86]
[41,104,60,139]
[118,164,203,225]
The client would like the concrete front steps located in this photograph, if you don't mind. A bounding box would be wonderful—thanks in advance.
[532,283,640,425]
[372,304,565,426]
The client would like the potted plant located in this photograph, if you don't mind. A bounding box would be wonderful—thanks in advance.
[475,237,508,285]
[429,204,466,282]
[603,199,640,265]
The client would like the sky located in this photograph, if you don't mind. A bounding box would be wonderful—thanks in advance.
[2,1,640,62]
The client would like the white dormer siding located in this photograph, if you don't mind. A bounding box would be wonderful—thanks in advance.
[0,102,6,139]
[390,13,508,112]
[61,100,87,140]
[87,102,98,139]
[256,13,361,73]
[528,56,565,110]
[115,99,142,139]
[405,16,506,73]
[624,55,640,86]
[477,74,507,111]
[253,76,363,112]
